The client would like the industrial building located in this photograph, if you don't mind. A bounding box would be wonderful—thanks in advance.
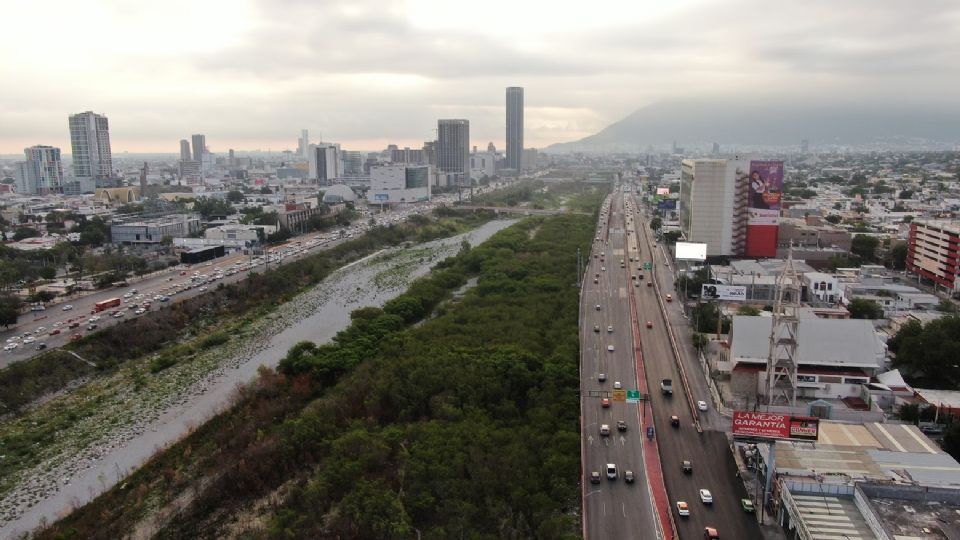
[367,164,431,206]
[110,214,201,244]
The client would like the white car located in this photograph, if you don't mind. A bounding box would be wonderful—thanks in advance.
[23,336,35,344]
[36,326,46,332]
[697,400,708,411]
[62,305,73,311]
[699,489,713,504]
[676,501,690,517]
[3,343,18,351]
[614,381,622,389]
[89,315,101,322]
[53,321,63,327]
[607,345,615,352]
[607,325,613,333]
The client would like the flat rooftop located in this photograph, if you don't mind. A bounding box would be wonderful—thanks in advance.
[872,497,960,539]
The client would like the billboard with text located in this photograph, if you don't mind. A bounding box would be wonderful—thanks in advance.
[732,411,820,441]
[701,284,747,301]
[747,160,783,225]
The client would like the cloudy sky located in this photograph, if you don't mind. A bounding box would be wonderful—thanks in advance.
[2,0,957,154]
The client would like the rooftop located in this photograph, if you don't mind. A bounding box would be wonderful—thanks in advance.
[730,316,886,369]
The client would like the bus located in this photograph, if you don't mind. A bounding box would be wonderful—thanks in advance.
[94,298,122,313]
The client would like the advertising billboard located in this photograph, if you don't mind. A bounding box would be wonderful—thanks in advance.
[657,199,677,210]
[732,411,820,441]
[656,187,670,196]
[747,160,783,226]
[675,242,707,261]
[701,284,747,301]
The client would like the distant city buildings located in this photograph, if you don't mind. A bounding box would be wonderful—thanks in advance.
[298,129,309,159]
[15,145,63,194]
[191,134,206,162]
[308,143,341,183]
[68,111,113,185]
[505,87,523,170]
[437,119,470,187]
[179,139,191,162]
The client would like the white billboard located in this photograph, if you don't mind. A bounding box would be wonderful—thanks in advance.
[701,284,747,301]
[675,242,707,261]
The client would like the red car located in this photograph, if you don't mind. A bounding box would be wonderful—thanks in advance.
[48,329,61,336]
[602,398,611,408]
[70,333,83,341]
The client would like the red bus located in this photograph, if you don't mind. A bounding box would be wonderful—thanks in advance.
[94,298,121,313]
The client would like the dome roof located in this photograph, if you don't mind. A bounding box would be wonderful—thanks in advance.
[322,184,357,203]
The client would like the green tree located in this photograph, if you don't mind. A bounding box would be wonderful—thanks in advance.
[898,190,914,199]
[889,316,960,388]
[851,235,880,262]
[226,190,245,203]
[662,230,682,244]
[824,214,842,225]
[692,332,708,351]
[0,294,22,328]
[737,304,761,316]
[847,298,883,319]
[888,241,908,270]
[649,217,662,231]
[260,186,273,194]
[12,227,39,241]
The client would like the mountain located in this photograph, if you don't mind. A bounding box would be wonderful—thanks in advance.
[545,99,960,153]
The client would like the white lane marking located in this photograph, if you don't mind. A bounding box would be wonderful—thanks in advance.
[622,502,627,517]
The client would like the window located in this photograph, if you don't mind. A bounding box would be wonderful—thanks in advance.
[797,375,817,383]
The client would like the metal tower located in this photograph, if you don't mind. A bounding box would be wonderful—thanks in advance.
[765,246,800,407]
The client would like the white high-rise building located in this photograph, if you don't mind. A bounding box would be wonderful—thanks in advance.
[68,111,112,181]
[15,145,64,194]
[298,129,310,159]
[308,143,341,182]
[679,158,749,257]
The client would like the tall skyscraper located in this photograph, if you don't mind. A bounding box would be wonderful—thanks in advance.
[191,134,206,162]
[308,143,341,182]
[68,111,112,181]
[505,87,524,170]
[298,129,310,159]
[180,139,191,161]
[437,119,470,185]
[15,145,64,194]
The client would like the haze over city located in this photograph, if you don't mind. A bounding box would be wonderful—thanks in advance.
[3,0,958,154]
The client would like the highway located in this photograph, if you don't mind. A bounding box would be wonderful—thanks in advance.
[581,193,659,538]
[625,190,763,540]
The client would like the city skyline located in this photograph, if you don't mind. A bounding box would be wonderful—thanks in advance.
[2,0,958,154]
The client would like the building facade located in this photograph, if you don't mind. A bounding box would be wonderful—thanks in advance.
[470,151,496,180]
[179,139,191,161]
[191,134,206,162]
[679,159,740,257]
[367,164,431,205]
[906,220,960,293]
[110,214,201,244]
[68,111,112,182]
[308,144,341,183]
[15,145,64,194]
[505,87,523,170]
[437,119,470,186]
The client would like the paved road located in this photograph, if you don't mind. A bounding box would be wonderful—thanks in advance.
[625,191,764,540]
[581,193,659,539]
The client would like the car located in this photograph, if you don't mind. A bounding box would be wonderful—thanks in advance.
[70,334,83,341]
[682,460,692,474]
[590,471,601,484]
[36,326,46,332]
[598,373,606,382]
[601,398,611,408]
[123,293,133,299]
[606,463,618,480]
[113,311,125,318]
[135,308,145,315]
[741,498,755,512]
[89,315,101,322]
[634,281,639,287]
[607,325,613,333]
[607,345,615,352]
[593,278,598,284]
[595,304,601,311]
[616,420,627,432]
[600,424,610,436]
[699,489,713,504]
[53,321,63,327]
[23,337,35,344]
[646,321,653,328]
[593,325,600,332]
[35,343,47,350]
[62,305,73,311]
[676,501,690,517]
[671,415,680,427]
[704,527,719,540]
[665,294,673,302]
[199,286,208,292]
[647,281,653,287]
[613,381,622,389]
[48,329,61,336]
[3,343,17,351]
[601,266,606,271]
[698,400,708,411]
[87,324,98,331]
[637,273,644,279]
[68,322,80,329]
[624,470,635,483]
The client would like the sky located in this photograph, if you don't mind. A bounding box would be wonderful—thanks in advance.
[1,0,958,154]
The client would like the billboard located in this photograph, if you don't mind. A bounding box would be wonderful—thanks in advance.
[732,411,820,441]
[656,187,670,196]
[657,199,677,210]
[747,160,783,226]
[675,242,707,261]
[701,284,747,301]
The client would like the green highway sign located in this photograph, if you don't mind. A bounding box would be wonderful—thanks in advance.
[643,262,652,270]
[626,390,640,400]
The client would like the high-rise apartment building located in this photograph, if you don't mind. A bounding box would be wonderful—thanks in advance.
[191,134,206,162]
[180,139,191,162]
[298,129,309,159]
[15,145,64,194]
[68,111,112,181]
[907,220,960,294]
[506,87,524,170]
[308,143,341,182]
[341,150,366,176]
[437,119,470,185]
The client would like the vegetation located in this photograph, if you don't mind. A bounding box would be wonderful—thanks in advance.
[847,298,884,319]
[889,316,960,389]
[851,235,880,262]
[37,214,590,539]
[470,179,608,214]
[693,302,730,334]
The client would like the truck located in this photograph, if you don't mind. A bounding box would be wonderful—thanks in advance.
[94,298,122,313]
[660,378,673,395]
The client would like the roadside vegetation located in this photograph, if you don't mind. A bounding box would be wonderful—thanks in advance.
[36,212,594,540]
[470,179,608,214]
